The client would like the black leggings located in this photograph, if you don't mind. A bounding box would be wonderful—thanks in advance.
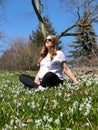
[19,72,63,88]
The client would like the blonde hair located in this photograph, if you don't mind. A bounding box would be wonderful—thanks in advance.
[37,35,58,67]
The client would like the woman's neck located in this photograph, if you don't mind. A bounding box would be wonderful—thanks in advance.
[47,47,52,53]
[47,53,50,57]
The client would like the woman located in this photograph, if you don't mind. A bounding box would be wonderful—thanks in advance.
[19,34,78,91]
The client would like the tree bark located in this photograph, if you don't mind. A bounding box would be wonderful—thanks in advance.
[31,0,47,39]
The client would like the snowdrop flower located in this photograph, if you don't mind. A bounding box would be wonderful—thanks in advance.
[43,115,49,121]
[14,99,17,104]
[21,123,27,127]
[73,101,78,109]
[22,109,25,112]
[79,104,84,111]
[66,128,72,130]
[55,118,60,125]
[16,102,21,107]
[35,119,42,126]
[45,98,49,104]
[66,97,71,102]
[60,112,64,117]
[84,104,92,116]
[84,111,90,116]
[57,91,62,96]
[86,103,92,110]
[85,122,90,126]
[31,102,36,109]
[14,125,17,129]
[5,124,11,129]
[27,102,31,106]
[10,119,14,125]
[86,80,92,86]
[48,117,53,123]
[53,100,58,107]
[68,107,74,114]
[15,118,21,125]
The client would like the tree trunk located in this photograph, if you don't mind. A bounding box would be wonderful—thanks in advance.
[36,0,47,38]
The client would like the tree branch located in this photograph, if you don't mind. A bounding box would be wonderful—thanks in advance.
[57,24,77,39]
[59,32,83,37]
[76,7,81,23]
[90,14,98,22]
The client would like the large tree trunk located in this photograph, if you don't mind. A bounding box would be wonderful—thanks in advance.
[31,0,47,39]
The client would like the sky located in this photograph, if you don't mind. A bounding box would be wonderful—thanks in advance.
[0,0,98,58]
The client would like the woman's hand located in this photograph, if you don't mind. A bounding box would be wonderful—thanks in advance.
[34,75,40,85]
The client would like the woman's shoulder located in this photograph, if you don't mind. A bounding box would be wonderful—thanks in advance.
[56,50,66,60]
[57,50,65,55]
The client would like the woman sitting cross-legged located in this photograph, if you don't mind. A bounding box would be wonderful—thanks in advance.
[19,34,79,91]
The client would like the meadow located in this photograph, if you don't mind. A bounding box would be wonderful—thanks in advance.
[0,71,98,130]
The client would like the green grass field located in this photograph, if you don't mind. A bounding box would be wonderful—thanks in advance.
[0,71,98,130]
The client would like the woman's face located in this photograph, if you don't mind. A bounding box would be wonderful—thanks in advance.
[45,35,54,49]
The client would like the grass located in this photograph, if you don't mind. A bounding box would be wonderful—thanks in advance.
[0,71,98,130]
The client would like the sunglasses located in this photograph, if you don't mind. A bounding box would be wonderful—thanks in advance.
[45,38,53,42]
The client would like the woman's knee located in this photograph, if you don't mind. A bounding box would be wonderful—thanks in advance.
[44,72,55,78]
[19,74,26,82]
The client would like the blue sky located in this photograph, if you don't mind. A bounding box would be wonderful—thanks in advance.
[1,0,98,57]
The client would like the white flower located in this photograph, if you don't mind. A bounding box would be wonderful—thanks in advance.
[66,128,72,130]
[60,112,64,117]
[79,104,84,111]
[48,117,53,123]
[27,102,30,106]
[85,122,90,126]
[15,118,21,125]
[21,123,27,127]
[43,115,49,121]
[10,119,14,125]
[73,101,78,109]
[68,107,74,114]
[53,100,58,107]
[35,119,42,126]
[14,125,17,129]
[55,118,60,125]
[31,102,36,109]
[58,91,62,96]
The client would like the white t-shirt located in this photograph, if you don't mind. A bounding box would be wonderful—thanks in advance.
[38,50,66,80]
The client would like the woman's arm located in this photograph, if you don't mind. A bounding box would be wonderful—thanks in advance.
[62,61,79,84]
[34,71,41,85]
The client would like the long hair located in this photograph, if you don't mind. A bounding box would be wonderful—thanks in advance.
[37,35,58,67]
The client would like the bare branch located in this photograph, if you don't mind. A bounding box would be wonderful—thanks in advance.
[59,32,83,37]
[57,24,77,39]
[90,14,98,22]
[83,0,98,23]
[76,7,81,23]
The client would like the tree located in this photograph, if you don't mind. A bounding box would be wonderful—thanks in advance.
[68,10,98,66]
[31,0,98,39]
